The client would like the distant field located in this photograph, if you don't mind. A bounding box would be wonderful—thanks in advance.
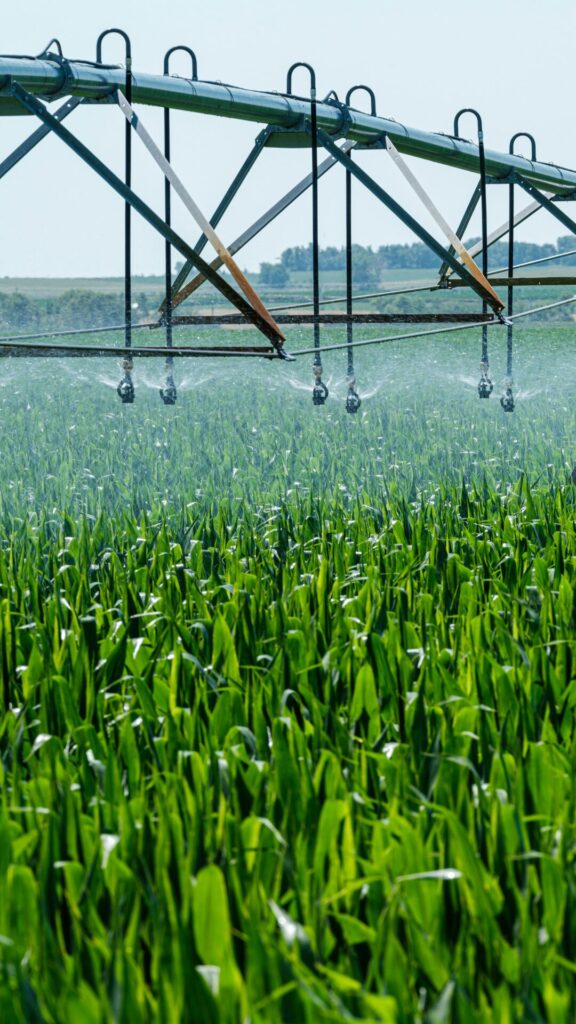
[1,264,574,299]
[0,276,167,298]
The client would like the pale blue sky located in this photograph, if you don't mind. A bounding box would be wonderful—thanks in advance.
[1,0,575,277]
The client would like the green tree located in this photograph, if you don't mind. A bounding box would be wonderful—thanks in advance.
[259,262,290,287]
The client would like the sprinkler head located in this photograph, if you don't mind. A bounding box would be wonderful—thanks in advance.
[345,387,361,414]
[500,386,515,413]
[160,380,177,405]
[160,363,177,405]
[312,362,328,406]
[117,373,135,404]
[477,374,493,399]
[312,380,329,406]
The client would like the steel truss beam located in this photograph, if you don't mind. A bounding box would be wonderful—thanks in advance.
[168,313,494,325]
[164,126,273,313]
[447,276,576,288]
[0,95,80,178]
[116,91,282,341]
[10,82,285,353]
[0,343,281,358]
[516,177,576,237]
[313,126,504,312]
[169,141,355,310]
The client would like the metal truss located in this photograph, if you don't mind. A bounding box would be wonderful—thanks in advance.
[2,34,576,411]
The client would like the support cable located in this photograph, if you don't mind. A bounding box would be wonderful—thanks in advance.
[289,294,576,356]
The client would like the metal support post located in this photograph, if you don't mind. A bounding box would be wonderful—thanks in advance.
[344,87,375,414]
[162,46,198,399]
[502,135,537,414]
[454,110,491,396]
[162,46,198,353]
[11,83,286,352]
[96,29,133,351]
[287,62,327,404]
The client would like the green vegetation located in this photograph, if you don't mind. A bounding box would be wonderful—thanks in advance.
[0,324,576,1022]
[279,235,576,272]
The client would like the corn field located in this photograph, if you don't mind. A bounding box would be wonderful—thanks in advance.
[1,325,576,1022]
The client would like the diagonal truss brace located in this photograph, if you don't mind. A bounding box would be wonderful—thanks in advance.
[384,137,502,309]
[314,126,504,312]
[169,139,356,312]
[442,195,552,279]
[166,125,274,312]
[116,91,283,341]
[10,82,285,352]
[0,96,81,179]
[437,182,481,282]
[516,176,576,238]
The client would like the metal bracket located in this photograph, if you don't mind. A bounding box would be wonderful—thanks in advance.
[31,43,74,101]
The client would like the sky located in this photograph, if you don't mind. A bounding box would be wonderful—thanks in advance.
[1,0,576,278]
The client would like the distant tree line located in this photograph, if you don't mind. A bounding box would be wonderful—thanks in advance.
[0,290,154,332]
[268,235,576,279]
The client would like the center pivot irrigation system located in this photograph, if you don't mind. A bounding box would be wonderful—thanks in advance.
[2,32,576,410]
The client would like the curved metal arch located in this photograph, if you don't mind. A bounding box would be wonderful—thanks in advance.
[163,45,198,80]
[96,28,132,67]
[510,131,537,161]
[345,84,376,117]
[286,61,316,97]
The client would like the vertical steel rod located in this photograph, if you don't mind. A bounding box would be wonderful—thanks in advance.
[507,178,514,377]
[125,62,132,349]
[162,47,198,350]
[453,110,488,368]
[343,86,374,415]
[507,136,536,390]
[287,63,327,403]
[345,158,353,378]
[310,87,320,366]
[163,102,172,349]
[478,131,488,367]
[96,30,133,350]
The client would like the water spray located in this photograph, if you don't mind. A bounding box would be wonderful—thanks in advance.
[500,380,515,413]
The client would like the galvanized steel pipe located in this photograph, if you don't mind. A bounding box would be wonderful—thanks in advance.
[1,55,576,193]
